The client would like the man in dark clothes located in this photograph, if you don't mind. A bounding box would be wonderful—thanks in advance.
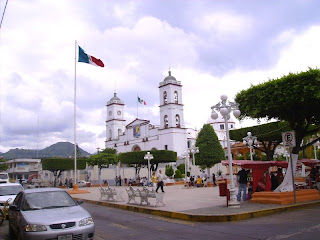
[237,168,250,201]
[271,172,279,190]
[212,173,217,186]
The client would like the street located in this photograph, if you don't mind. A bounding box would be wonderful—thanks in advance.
[0,203,319,240]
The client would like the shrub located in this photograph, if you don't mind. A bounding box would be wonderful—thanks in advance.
[165,165,174,177]
[177,164,185,174]
[174,169,182,179]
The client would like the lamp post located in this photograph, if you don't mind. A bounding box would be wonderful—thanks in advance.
[242,132,259,161]
[188,145,199,166]
[211,95,241,208]
[144,152,153,183]
[284,150,290,162]
[182,151,189,182]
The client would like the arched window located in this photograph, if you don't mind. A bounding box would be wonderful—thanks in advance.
[163,91,168,104]
[187,140,192,148]
[132,145,141,152]
[118,129,122,137]
[174,91,178,103]
[175,114,180,128]
[164,115,169,128]
[109,129,112,140]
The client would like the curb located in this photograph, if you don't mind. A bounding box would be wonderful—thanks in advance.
[73,197,320,222]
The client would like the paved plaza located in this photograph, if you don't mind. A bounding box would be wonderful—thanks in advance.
[70,184,320,222]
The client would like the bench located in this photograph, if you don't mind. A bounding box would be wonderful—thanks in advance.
[126,186,165,206]
[99,186,124,202]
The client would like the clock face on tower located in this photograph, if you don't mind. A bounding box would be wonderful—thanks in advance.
[117,110,121,115]
[109,111,112,116]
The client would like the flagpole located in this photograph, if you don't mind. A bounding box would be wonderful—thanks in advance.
[74,40,77,185]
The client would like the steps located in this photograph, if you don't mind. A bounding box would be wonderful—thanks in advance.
[250,189,320,205]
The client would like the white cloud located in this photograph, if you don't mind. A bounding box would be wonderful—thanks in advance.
[1,0,320,154]
[199,12,253,39]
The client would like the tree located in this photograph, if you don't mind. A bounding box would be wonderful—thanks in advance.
[195,124,225,178]
[229,121,291,160]
[235,68,320,191]
[86,148,118,184]
[174,169,183,179]
[42,157,87,186]
[235,68,320,154]
[0,157,8,171]
[165,165,174,177]
[118,150,177,177]
[177,163,185,174]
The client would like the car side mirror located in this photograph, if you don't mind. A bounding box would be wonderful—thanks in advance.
[76,200,83,205]
[9,205,18,211]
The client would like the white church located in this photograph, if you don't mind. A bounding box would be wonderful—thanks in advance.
[105,70,236,159]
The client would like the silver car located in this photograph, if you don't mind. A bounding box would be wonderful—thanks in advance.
[8,188,94,240]
[0,183,24,210]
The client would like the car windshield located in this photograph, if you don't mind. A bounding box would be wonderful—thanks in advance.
[0,174,8,180]
[0,185,23,196]
[22,191,77,211]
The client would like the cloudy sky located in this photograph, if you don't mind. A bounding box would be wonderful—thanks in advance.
[1,0,320,154]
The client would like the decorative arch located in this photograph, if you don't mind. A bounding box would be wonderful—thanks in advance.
[109,129,112,139]
[164,115,169,128]
[132,145,141,152]
[174,91,178,103]
[163,91,168,104]
[175,114,180,128]
[187,140,192,149]
[118,129,122,137]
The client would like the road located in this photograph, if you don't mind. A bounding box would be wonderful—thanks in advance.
[0,203,319,240]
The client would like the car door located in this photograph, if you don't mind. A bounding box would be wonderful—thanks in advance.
[8,191,23,234]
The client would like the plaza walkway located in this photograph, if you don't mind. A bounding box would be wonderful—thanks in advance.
[70,184,320,222]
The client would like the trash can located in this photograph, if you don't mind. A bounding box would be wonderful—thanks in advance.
[219,179,227,196]
[86,182,91,187]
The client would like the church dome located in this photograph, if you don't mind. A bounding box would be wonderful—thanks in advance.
[107,92,124,105]
[110,93,121,101]
[159,70,181,87]
[164,70,177,81]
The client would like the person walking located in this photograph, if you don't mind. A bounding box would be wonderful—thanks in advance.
[69,178,73,188]
[156,169,165,193]
[118,175,122,186]
[237,168,250,201]
[151,172,157,191]
[115,176,118,186]
[212,173,217,186]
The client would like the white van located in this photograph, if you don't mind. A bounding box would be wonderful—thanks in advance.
[0,172,10,183]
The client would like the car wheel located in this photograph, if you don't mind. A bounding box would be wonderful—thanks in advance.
[17,228,24,240]
[8,221,14,236]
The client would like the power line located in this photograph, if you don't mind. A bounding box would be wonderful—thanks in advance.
[0,0,9,30]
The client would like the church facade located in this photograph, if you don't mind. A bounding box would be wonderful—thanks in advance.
[105,70,236,158]
[105,71,197,157]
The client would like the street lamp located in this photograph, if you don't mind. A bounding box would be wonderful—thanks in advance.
[144,152,153,184]
[182,151,189,182]
[211,95,241,208]
[284,150,290,162]
[243,132,259,161]
[188,145,199,165]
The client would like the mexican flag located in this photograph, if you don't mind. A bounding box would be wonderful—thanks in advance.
[138,96,147,105]
[78,46,104,67]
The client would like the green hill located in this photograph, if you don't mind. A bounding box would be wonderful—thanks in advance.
[2,142,91,160]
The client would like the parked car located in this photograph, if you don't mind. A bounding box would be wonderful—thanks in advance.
[8,188,95,240]
[0,183,24,210]
[0,172,10,184]
[78,180,88,187]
